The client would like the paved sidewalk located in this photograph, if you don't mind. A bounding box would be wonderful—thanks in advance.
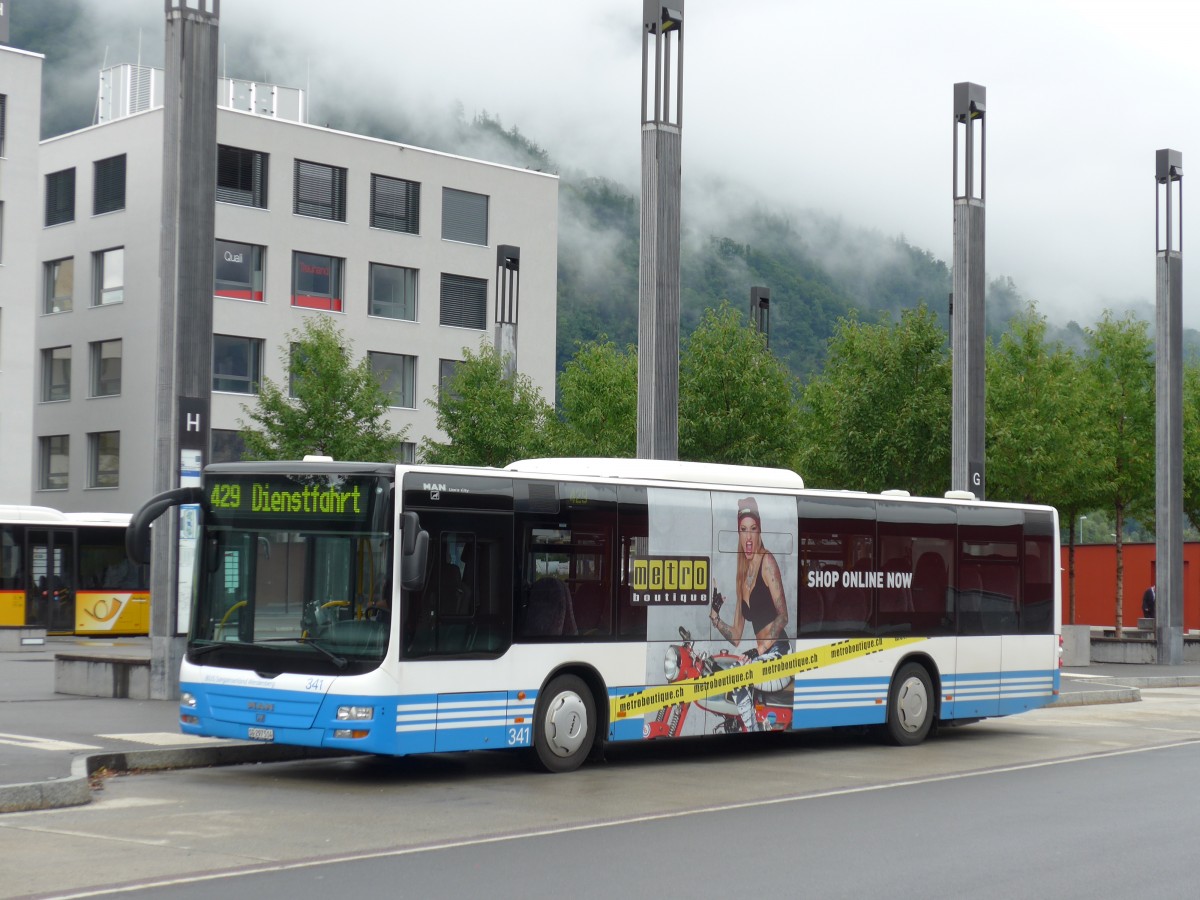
[2,637,1198,813]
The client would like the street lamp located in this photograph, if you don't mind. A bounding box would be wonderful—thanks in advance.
[1079,515,1086,544]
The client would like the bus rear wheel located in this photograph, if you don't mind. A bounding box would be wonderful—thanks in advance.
[885,662,934,746]
[532,674,595,773]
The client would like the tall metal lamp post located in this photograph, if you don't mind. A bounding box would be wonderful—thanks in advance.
[751,286,770,349]
[951,82,986,498]
[636,2,684,460]
[1155,149,1183,664]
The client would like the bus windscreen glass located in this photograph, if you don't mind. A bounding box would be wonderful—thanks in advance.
[191,473,393,672]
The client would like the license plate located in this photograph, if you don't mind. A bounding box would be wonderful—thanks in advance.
[247,727,274,742]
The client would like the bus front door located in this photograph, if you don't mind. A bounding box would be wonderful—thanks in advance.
[27,529,75,633]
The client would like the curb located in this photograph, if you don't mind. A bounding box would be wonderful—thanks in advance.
[0,744,352,815]
[1050,687,1141,707]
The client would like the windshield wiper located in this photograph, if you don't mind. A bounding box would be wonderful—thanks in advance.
[254,637,348,669]
[189,637,348,669]
[188,641,233,659]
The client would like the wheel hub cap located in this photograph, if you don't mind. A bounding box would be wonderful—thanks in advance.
[545,691,587,757]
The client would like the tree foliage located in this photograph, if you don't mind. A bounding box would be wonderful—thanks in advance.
[678,302,802,467]
[798,305,950,495]
[1084,312,1155,635]
[1184,359,1200,531]
[986,306,1083,505]
[240,316,407,462]
[421,342,555,467]
[554,339,637,458]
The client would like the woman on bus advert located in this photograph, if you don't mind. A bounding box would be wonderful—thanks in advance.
[709,496,792,731]
[640,491,798,740]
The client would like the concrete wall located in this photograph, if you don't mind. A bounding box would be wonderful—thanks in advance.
[0,46,44,504]
[1061,542,1200,632]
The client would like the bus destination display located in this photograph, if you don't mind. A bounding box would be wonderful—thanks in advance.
[207,475,375,522]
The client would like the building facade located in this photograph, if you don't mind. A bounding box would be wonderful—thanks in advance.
[32,65,559,513]
[0,44,43,505]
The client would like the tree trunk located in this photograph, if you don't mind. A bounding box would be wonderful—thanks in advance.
[1068,524,1077,625]
[1114,505,1125,638]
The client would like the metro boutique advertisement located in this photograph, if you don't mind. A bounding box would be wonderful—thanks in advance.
[635,490,800,736]
[622,490,922,737]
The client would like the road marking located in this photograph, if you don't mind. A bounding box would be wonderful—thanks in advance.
[95,732,229,746]
[0,732,100,752]
[34,737,1200,900]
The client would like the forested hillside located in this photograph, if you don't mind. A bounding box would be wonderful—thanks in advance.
[17,0,1185,379]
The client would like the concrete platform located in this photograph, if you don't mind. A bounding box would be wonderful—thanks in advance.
[0,626,47,652]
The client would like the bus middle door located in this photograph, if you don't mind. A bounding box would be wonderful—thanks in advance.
[27,529,75,633]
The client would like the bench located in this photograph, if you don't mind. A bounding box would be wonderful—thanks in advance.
[54,653,151,699]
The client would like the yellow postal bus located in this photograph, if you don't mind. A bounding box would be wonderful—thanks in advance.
[0,505,149,635]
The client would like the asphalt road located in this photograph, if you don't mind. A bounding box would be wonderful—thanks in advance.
[4,682,1200,899]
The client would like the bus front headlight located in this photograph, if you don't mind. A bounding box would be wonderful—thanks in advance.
[336,706,375,721]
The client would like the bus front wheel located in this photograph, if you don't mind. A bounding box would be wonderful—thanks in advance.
[885,662,934,746]
[532,674,595,773]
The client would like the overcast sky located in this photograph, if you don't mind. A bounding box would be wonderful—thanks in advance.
[92,0,1200,327]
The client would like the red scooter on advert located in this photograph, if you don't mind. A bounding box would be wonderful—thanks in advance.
[644,618,795,738]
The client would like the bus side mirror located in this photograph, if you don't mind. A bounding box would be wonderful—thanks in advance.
[126,486,207,565]
[399,511,429,593]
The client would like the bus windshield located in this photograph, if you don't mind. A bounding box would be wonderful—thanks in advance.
[190,472,393,672]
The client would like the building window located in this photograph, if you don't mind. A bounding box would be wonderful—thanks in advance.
[213,334,263,394]
[397,441,416,464]
[369,263,417,320]
[93,248,124,306]
[216,145,268,208]
[292,251,344,311]
[438,358,460,402]
[0,94,6,157]
[88,431,120,489]
[293,159,347,221]
[371,174,420,234]
[439,273,487,329]
[40,436,70,491]
[211,429,247,464]
[90,339,122,397]
[41,347,71,402]
[214,240,265,301]
[369,352,416,408]
[45,168,76,227]
[93,154,127,215]
[441,187,488,245]
[44,258,74,314]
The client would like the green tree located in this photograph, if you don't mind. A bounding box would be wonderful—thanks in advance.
[798,305,951,495]
[1184,358,1200,531]
[239,316,407,461]
[422,342,555,466]
[985,304,1104,622]
[1084,312,1155,636]
[678,302,802,467]
[553,339,637,458]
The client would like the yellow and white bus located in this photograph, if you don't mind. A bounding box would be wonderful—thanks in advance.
[0,505,150,635]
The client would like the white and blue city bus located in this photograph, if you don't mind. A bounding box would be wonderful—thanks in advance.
[128,457,1061,772]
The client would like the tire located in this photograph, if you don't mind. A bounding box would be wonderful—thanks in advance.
[885,662,934,746]
[532,674,596,773]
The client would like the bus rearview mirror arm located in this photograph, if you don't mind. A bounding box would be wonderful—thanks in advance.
[126,486,208,565]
